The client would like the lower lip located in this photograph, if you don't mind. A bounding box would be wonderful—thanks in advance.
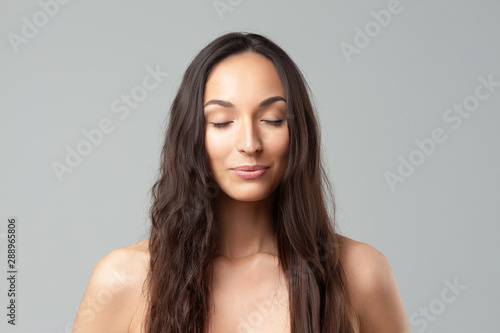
[230,168,268,179]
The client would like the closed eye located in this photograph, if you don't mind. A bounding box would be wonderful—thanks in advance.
[211,120,285,129]
[212,122,232,128]
[265,120,285,126]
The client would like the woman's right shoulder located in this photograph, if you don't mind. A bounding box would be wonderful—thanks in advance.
[112,239,150,269]
[95,239,150,285]
[72,239,151,333]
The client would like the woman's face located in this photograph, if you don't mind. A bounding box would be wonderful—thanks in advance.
[204,52,289,202]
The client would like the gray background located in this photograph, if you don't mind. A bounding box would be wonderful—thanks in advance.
[1,1,499,332]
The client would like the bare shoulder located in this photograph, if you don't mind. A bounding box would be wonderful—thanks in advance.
[337,235,410,333]
[93,239,150,291]
[72,239,150,333]
[337,235,390,284]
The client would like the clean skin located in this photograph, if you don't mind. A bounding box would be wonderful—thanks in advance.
[204,51,289,260]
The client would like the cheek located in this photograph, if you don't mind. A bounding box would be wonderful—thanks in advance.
[205,129,231,168]
[271,129,289,161]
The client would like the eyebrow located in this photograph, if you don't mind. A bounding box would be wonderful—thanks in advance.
[204,96,286,109]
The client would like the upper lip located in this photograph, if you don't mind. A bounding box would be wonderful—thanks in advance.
[231,165,268,171]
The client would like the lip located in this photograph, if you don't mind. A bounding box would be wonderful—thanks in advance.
[230,165,269,179]
[231,165,268,171]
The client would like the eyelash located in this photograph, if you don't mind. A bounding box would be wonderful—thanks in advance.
[212,120,284,128]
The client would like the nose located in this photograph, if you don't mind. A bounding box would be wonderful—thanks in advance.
[236,116,262,155]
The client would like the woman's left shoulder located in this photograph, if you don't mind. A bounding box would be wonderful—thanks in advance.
[337,235,390,279]
[336,234,410,332]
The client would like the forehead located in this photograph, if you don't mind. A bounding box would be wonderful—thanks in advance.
[204,52,285,103]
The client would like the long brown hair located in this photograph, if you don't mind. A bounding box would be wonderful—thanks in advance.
[144,31,354,332]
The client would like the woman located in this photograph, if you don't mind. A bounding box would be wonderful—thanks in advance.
[72,32,410,333]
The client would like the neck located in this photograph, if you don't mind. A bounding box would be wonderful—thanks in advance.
[214,191,278,260]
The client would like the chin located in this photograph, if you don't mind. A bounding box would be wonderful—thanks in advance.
[222,188,274,203]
